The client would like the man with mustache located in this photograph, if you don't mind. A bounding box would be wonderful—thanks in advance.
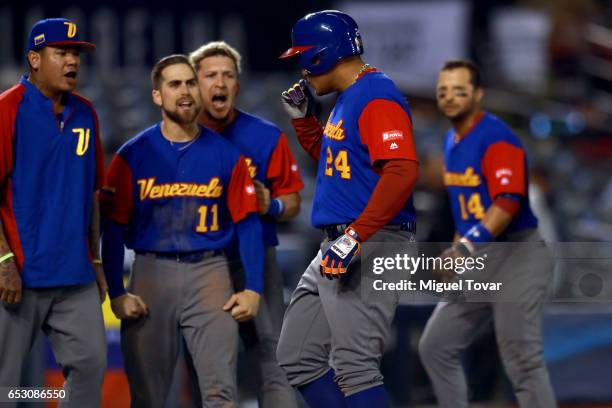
[0,18,107,407]
[190,41,303,408]
[419,59,556,408]
[100,54,263,407]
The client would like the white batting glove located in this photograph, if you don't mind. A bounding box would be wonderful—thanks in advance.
[281,79,313,119]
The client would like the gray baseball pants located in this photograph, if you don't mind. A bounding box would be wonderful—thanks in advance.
[121,253,238,408]
[418,229,557,408]
[277,228,415,396]
[228,246,297,408]
[0,281,106,408]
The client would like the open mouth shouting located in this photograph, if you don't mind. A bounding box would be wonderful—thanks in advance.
[211,93,228,110]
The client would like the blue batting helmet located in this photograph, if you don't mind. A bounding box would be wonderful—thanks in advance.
[279,10,363,75]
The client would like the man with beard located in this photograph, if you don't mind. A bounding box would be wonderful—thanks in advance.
[0,18,107,407]
[100,54,263,408]
[189,41,303,408]
[418,60,556,408]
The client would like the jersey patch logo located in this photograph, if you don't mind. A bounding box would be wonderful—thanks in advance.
[324,119,346,141]
[246,185,255,195]
[382,130,404,142]
[444,167,481,187]
[495,168,513,178]
[389,142,399,150]
[137,177,223,200]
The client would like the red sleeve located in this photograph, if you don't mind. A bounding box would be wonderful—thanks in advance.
[99,154,133,224]
[291,116,324,160]
[228,155,258,223]
[0,85,24,187]
[493,196,521,216]
[266,132,304,198]
[358,99,418,165]
[481,141,526,199]
[351,159,418,241]
[92,110,106,190]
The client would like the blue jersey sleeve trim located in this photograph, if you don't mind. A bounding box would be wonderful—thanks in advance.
[101,217,127,299]
[236,212,264,293]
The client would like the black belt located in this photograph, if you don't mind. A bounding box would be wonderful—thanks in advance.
[135,249,221,263]
[322,221,416,241]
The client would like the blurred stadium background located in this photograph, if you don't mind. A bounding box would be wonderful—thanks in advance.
[1,0,611,407]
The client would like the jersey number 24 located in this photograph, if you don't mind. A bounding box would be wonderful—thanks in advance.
[325,147,351,179]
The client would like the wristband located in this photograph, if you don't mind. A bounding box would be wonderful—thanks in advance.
[456,238,475,255]
[463,223,494,243]
[266,198,285,217]
[92,258,103,265]
[345,226,362,242]
[0,252,15,264]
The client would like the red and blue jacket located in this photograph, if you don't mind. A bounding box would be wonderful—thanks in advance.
[0,76,105,288]
[443,112,538,238]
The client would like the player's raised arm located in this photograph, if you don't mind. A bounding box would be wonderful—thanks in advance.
[280,79,324,160]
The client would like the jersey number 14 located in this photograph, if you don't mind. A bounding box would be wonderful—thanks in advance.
[458,193,485,220]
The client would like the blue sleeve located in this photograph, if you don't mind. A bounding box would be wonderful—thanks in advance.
[236,212,264,294]
[101,217,127,299]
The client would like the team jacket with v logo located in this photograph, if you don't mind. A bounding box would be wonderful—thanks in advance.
[0,76,105,287]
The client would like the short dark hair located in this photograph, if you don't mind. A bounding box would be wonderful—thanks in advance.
[440,59,481,88]
[151,54,195,89]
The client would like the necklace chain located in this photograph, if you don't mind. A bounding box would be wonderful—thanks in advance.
[355,63,372,81]
[170,130,201,151]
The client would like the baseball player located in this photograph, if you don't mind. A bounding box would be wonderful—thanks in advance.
[277,10,419,408]
[189,41,304,408]
[418,60,557,407]
[99,54,263,408]
[0,18,107,407]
